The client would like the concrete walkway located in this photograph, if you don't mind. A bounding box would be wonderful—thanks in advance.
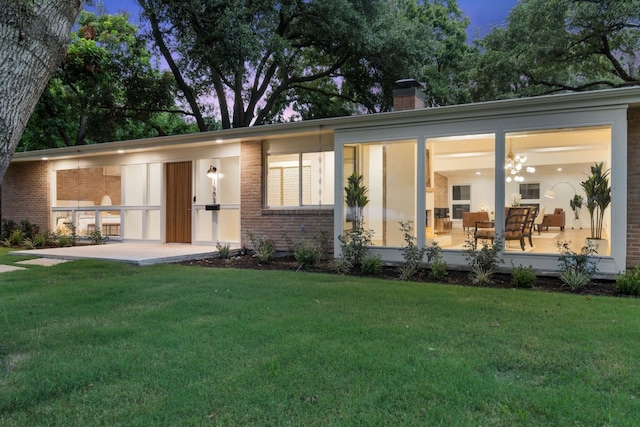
[10,243,216,266]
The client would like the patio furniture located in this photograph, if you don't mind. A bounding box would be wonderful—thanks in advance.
[541,208,565,231]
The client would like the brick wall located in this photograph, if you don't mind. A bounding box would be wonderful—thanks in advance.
[1,161,50,231]
[627,107,640,267]
[240,141,334,252]
[393,92,425,111]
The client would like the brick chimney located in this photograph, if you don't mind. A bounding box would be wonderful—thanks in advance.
[392,79,425,111]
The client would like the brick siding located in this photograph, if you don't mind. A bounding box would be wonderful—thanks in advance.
[1,162,50,231]
[627,107,640,267]
[240,141,334,252]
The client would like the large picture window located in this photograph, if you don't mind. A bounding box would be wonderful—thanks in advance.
[267,151,334,207]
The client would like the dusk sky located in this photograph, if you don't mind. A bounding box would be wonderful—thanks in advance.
[95,0,519,42]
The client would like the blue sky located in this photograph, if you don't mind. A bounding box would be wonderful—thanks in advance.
[94,0,518,41]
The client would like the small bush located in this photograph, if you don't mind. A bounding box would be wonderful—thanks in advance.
[1,219,17,240]
[615,265,640,295]
[556,240,598,290]
[20,219,39,239]
[560,269,591,291]
[511,264,537,288]
[336,224,374,273]
[216,241,231,259]
[332,257,353,275]
[22,237,36,250]
[469,265,494,286]
[429,259,448,282]
[361,254,383,276]
[464,236,504,285]
[247,232,276,263]
[294,242,319,270]
[57,234,74,248]
[426,242,447,281]
[9,229,24,246]
[398,221,427,280]
[88,230,109,245]
[32,233,47,248]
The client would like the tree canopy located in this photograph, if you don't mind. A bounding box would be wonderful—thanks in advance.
[19,11,196,151]
[0,0,82,182]
[138,0,472,128]
[471,0,640,100]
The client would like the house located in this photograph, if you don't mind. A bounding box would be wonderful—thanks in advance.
[3,86,640,277]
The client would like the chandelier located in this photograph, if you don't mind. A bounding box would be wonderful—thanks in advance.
[504,141,535,182]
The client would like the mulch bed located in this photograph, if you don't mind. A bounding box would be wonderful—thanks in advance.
[179,253,623,298]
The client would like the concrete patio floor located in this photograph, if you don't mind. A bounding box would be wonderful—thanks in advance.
[11,243,217,266]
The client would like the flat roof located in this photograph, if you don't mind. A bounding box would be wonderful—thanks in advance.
[12,86,640,162]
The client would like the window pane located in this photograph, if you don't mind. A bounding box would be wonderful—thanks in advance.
[452,204,470,219]
[519,183,540,199]
[267,154,299,207]
[453,185,470,201]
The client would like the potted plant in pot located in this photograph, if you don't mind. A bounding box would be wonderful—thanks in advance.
[580,162,611,253]
[344,172,369,231]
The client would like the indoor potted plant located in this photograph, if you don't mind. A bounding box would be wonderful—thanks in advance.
[569,194,583,220]
[580,162,611,252]
[344,172,369,230]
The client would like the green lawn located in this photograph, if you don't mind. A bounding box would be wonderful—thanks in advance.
[1,251,639,425]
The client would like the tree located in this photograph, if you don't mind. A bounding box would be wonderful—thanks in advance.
[0,0,83,183]
[471,0,640,101]
[138,0,472,129]
[19,11,196,151]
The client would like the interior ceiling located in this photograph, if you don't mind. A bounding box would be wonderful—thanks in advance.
[430,126,610,179]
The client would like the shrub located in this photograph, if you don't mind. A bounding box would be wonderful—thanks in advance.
[331,257,353,275]
[511,263,537,288]
[9,229,24,246]
[560,269,591,291]
[429,259,448,282]
[336,224,373,273]
[57,234,74,247]
[463,235,504,285]
[398,221,427,280]
[216,241,231,259]
[20,219,40,240]
[615,265,640,295]
[282,233,323,270]
[556,240,599,290]
[88,230,109,245]
[425,242,448,281]
[247,232,276,263]
[361,254,383,276]
[32,233,47,248]
[1,219,17,240]
[293,242,319,270]
[21,237,36,249]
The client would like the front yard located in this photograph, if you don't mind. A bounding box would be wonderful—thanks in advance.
[1,257,639,425]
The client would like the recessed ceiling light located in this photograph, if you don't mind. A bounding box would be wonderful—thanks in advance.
[41,157,48,160]
[475,171,481,175]
[215,139,223,144]
[117,149,125,154]
[557,167,563,172]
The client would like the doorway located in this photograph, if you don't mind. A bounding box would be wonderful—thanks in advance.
[166,161,192,243]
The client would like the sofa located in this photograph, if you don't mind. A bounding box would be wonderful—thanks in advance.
[462,211,489,232]
[541,208,565,231]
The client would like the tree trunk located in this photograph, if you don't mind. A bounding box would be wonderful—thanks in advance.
[0,0,83,183]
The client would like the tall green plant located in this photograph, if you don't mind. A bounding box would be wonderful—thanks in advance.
[344,172,369,230]
[580,162,611,240]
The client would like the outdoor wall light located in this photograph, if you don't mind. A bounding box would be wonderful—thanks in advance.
[205,165,220,210]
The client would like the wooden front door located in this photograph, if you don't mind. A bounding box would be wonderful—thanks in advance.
[166,162,192,243]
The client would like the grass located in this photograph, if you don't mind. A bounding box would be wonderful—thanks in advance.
[0,254,639,425]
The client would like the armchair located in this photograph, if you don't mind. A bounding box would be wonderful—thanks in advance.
[541,208,565,231]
